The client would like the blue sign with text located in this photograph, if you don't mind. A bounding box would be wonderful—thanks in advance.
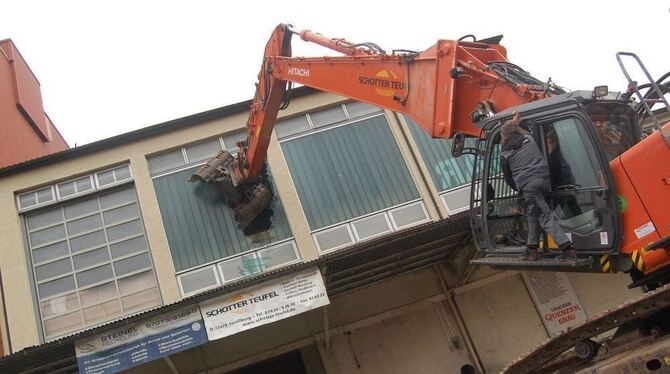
[75,306,207,374]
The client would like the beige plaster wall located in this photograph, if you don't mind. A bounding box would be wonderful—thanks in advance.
[317,303,473,374]
[455,273,548,373]
[0,91,347,352]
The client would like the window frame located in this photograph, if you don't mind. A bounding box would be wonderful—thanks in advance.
[94,164,133,189]
[22,184,162,341]
[17,163,133,213]
[17,186,56,211]
[55,175,96,201]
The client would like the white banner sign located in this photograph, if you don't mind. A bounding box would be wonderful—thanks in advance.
[522,271,588,336]
[200,267,329,340]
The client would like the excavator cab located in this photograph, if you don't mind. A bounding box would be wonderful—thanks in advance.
[468,93,633,271]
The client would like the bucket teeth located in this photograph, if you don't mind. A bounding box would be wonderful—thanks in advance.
[190,150,243,204]
[189,150,236,183]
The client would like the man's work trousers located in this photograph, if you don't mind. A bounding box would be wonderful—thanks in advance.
[523,177,571,248]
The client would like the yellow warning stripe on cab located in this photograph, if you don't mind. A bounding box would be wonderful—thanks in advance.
[599,255,612,273]
[631,249,645,272]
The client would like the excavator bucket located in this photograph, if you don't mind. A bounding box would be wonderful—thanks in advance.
[189,150,242,204]
[234,181,273,233]
[190,150,273,233]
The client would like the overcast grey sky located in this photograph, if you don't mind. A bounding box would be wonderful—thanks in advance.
[1,0,668,146]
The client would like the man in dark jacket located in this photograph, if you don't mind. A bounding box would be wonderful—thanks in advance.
[500,121,576,261]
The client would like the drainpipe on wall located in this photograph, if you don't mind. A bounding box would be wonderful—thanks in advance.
[0,269,12,355]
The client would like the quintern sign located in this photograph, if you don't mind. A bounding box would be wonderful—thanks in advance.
[522,272,587,336]
[75,306,207,374]
[200,267,329,341]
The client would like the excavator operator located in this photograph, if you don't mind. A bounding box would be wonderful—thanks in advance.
[499,119,576,261]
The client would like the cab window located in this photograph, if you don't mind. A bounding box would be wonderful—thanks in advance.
[545,118,605,189]
[585,103,637,161]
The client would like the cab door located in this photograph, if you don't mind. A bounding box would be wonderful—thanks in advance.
[538,114,620,255]
[470,111,620,259]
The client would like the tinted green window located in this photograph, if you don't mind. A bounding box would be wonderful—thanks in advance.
[152,166,292,272]
[407,117,475,191]
[281,114,420,229]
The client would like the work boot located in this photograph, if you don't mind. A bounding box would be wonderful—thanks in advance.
[557,243,577,261]
[520,246,539,261]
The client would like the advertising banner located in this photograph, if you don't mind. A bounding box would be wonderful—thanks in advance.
[522,271,588,336]
[200,267,329,341]
[75,306,206,374]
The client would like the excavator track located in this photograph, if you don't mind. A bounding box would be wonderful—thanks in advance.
[502,283,670,373]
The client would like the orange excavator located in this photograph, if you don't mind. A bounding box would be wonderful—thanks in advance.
[191,24,670,372]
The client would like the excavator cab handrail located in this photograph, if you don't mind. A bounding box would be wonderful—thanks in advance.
[616,51,670,148]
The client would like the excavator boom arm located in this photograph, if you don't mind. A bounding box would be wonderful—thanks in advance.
[193,23,559,230]
[244,24,554,178]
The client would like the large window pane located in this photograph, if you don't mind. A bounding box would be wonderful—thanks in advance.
[58,182,76,197]
[40,293,80,318]
[548,118,603,188]
[219,254,260,281]
[100,188,136,210]
[114,165,132,181]
[275,116,310,138]
[117,270,155,295]
[33,241,69,264]
[113,253,151,276]
[309,105,346,128]
[38,276,76,298]
[35,258,72,281]
[23,185,160,340]
[30,224,66,247]
[67,214,103,236]
[109,236,147,259]
[64,198,99,219]
[345,102,381,118]
[152,166,292,271]
[281,114,420,229]
[27,207,63,230]
[185,139,222,163]
[73,247,110,269]
[222,132,246,153]
[19,193,37,208]
[75,177,93,192]
[121,288,160,314]
[102,203,139,226]
[96,170,115,186]
[106,219,143,241]
[43,312,83,338]
[407,117,475,192]
[259,242,298,269]
[148,149,185,174]
[76,264,114,287]
[70,230,106,253]
[83,299,122,326]
[179,267,219,295]
[79,282,117,307]
[36,187,54,204]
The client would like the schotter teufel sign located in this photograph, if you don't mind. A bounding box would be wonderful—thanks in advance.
[200,267,329,340]
[75,306,206,374]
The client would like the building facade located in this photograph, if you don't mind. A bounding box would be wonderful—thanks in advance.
[0,88,642,373]
[0,39,68,167]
